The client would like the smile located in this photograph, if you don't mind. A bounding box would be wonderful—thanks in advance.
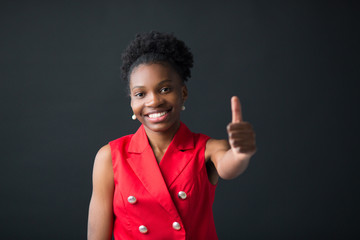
[148,111,167,119]
[144,108,172,122]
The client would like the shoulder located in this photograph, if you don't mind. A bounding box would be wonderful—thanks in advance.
[93,144,113,173]
[96,144,111,159]
[91,144,115,194]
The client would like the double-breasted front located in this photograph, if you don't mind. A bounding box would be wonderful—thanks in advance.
[109,122,218,239]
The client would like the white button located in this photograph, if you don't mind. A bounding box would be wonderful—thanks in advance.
[172,221,181,230]
[139,225,148,234]
[178,191,187,200]
[128,196,137,204]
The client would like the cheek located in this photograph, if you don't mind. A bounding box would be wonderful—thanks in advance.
[171,89,184,103]
[130,100,141,114]
[176,92,184,106]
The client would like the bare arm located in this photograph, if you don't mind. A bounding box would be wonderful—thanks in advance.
[87,144,114,240]
[206,96,256,180]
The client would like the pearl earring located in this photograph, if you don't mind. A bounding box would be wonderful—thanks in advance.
[132,114,136,120]
[182,105,186,111]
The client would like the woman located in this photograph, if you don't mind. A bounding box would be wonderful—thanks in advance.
[87,31,256,240]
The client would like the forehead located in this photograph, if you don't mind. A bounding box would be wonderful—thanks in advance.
[129,63,182,88]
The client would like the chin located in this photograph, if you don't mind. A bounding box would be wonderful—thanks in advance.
[143,119,180,133]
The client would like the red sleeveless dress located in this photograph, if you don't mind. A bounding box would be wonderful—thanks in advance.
[109,122,218,239]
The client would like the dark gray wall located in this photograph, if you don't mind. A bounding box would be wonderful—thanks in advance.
[1,1,359,239]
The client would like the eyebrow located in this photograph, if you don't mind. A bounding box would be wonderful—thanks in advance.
[131,79,172,90]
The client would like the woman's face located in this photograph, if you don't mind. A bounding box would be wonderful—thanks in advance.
[129,63,188,133]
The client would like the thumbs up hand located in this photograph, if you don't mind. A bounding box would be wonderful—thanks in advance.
[227,96,256,158]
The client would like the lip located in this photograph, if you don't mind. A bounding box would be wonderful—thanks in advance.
[144,108,172,123]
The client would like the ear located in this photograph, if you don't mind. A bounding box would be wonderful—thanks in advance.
[181,84,188,103]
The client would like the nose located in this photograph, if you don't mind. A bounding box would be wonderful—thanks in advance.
[145,92,164,107]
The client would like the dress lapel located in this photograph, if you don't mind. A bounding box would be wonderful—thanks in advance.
[127,125,180,216]
[159,122,195,188]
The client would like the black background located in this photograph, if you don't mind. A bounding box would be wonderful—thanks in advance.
[1,1,359,239]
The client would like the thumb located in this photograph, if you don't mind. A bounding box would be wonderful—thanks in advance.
[231,96,243,123]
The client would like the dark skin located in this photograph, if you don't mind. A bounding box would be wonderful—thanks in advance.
[87,63,256,240]
[129,63,187,163]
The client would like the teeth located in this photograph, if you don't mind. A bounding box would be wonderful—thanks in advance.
[148,111,167,118]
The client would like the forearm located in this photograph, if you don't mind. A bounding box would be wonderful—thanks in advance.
[216,149,251,180]
[216,96,256,179]
[206,97,256,180]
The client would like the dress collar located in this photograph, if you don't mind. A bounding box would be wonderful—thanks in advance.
[128,122,194,153]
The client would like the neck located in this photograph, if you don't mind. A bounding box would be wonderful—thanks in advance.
[144,121,181,153]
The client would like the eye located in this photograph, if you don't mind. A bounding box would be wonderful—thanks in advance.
[160,87,171,94]
[134,92,144,98]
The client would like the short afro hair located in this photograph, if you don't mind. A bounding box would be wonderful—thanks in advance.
[121,31,193,83]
